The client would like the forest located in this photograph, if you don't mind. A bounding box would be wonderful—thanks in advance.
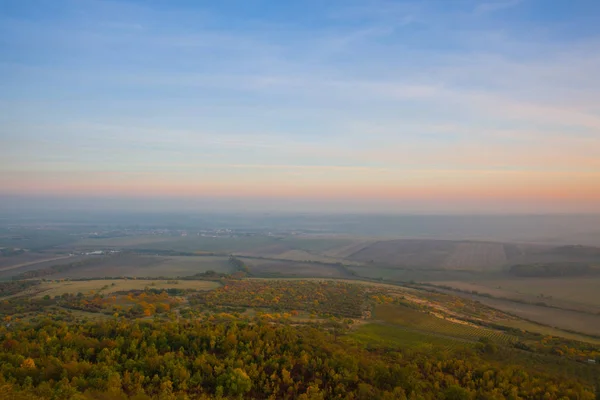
[0,276,598,399]
[0,316,598,400]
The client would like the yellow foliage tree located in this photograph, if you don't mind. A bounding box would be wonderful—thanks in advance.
[21,358,36,369]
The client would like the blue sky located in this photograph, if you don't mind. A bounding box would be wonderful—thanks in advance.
[1,0,599,212]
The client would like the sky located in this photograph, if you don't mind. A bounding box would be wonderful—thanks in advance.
[1,0,600,213]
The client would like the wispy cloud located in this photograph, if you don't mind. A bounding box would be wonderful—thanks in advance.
[1,0,599,211]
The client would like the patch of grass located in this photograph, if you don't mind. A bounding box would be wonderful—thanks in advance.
[351,323,465,349]
[375,304,515,344]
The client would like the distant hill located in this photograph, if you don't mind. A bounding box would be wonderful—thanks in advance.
[346,239,600,272]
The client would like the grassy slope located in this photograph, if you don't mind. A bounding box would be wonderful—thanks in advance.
[372,304,515,344]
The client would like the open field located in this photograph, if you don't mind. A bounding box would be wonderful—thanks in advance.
[322,239,374,258]
[244,249,362,265]
[432,289,600,337]
[347,239,511,270]
[240,257,349,277]
[0,251,68,271]
[0,229,77,250]
[278,236,359,253]
[498,318,600,344]
[347,239,600,271]
[0,255,90,279]
[57,235,600,282]
[131,236,280,253]
[49,254,234,279]
[69,235,283,254]
[373,304,515,344]
[0,253,73,272]
[32,279,220,298]
[351,323,464,349]
[70,235,174,248]
[433,277,600,312]
[234,236,367,264]
[442,242,507,270]
[348,239,456,267]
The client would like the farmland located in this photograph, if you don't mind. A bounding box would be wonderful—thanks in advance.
[347,264,480,282]
[435,277,600,310]
[346,239,511,270]
[441,242,507,270]
[0,255,91,280]
[499,319,600,344]
[5,231,600,282]
[0,253,73,272]
[70,235,175,248]
[106,235,281,253]
[348,239,457,267]
[27,254,234,279]
[240,257,350,277]
[428,288,600,337]
[31,279,220,298]
[346,239,600,272]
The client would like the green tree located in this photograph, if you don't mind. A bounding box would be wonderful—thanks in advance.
[444,385,471,400]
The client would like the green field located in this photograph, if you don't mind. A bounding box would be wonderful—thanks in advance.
[374,304,515,344]
[351,323,467,349]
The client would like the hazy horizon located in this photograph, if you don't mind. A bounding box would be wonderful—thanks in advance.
[3,201,600,246]
[3,194,600,215]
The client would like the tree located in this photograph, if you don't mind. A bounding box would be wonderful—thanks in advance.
[20,358,36,369]
[444,385,471,400]
[217,368,252,397]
